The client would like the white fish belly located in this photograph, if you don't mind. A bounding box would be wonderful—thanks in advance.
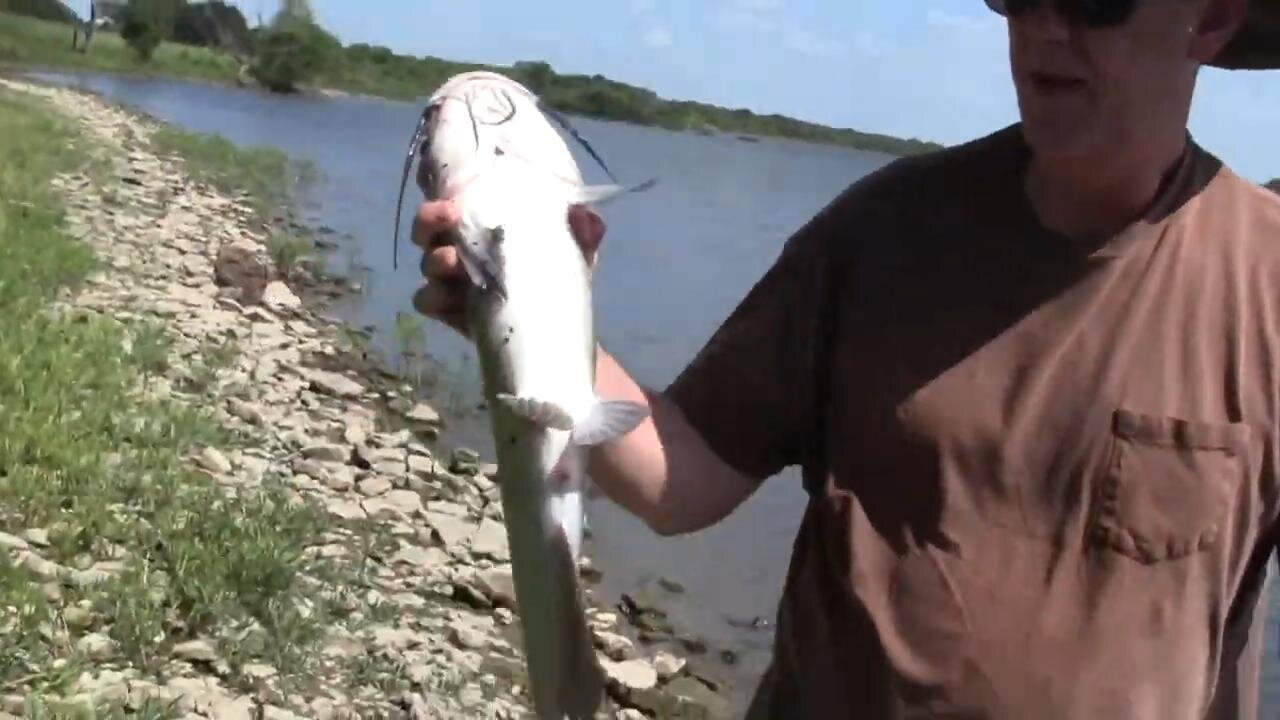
[466,211,604,719]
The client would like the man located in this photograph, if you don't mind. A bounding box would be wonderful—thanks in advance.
[412,0,1280,716]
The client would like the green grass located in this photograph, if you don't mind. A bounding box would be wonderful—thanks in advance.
[0,11,240,84]
[149,125,315,217]
[0,86,336,706]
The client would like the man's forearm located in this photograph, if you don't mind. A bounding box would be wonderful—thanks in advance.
[587,348,757,536]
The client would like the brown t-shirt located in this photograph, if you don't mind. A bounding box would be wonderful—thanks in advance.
[667,124,1280,719]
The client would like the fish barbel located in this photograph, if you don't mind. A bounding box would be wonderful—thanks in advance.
[393,71,654,719]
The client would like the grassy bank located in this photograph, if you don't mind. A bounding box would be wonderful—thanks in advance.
[0,10,942,156]
[0,85,336,712]
[0,11,239,84]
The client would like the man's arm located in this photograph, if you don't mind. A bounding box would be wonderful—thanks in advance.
[586,348,759,537]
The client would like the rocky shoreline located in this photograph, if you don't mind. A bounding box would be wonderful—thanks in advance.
[0,77,734,719]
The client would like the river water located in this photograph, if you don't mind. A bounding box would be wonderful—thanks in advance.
[22,69,1280,717]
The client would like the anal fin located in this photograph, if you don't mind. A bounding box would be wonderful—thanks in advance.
[494,393,574,430]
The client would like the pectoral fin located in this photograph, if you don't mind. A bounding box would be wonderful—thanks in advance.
[494,393,574,430]
[571,177,659,207]
[570,399,649,446]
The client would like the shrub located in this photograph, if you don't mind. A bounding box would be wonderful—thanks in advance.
[120,11,162,61]
[248,16,340,93]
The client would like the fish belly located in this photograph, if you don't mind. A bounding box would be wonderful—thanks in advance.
[468,224,604,719]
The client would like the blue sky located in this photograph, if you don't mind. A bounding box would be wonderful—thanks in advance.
[240,1,1273,182]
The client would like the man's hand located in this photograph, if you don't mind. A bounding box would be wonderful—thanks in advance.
[410,199,606,335]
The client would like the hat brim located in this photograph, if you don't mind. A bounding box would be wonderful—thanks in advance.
[1210,0,1280,69]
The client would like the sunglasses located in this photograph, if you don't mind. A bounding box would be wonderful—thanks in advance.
[984,0,1142,28]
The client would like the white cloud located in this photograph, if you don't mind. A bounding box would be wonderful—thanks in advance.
[782,28,845,58]
[643,25,674,48]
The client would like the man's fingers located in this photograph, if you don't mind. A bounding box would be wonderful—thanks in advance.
[421,245,463,282]
[412,200,461,250]
[412,283,469,335]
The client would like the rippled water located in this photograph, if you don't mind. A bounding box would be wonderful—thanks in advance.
[23,68,1280,717]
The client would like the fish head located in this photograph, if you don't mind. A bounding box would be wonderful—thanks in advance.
[417,72,585,199]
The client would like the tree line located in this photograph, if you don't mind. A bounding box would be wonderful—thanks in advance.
[2,0,943,155]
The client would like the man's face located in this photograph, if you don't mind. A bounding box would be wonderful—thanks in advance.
[1006,0,1226,161]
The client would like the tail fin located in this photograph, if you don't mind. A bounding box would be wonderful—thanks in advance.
[523,526,605,720]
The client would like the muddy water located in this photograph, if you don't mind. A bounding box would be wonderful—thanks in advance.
[26,69,1280,717]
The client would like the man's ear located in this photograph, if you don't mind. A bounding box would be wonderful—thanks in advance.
[1189,0,1250,64]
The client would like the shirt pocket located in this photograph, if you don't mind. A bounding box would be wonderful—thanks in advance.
[1089,408,1254,564]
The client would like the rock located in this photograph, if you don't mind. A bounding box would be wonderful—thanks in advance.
[327,499,367,522]
[21,528,50,547]
[76,632,116,660]
[243,663,278,681]
[262,280,301,309]
[214,245,271,305]
[616,710,648,720]
[392,592,426,609]
[173,638,219,663]
[308,369,365,399]
[594,631,635,661]
[0,532,28,551]
[448,620,489,650]
[195,447,233,475]
[659,577,686,594]
[391,545,448,569]
[262,706,305,720]
[372,460,406,477]
[207,695,255,720]
[470,518,510,562]
[452,581,493,610]
[406,454,438,478]
[16,551,63,580]
[343,421,368,446]
[458,683,484,707]
[62,604,93,630]
[426,512,473,549]
[401,402,440,425]
[385,489,425,516]
[429,500,470,518]
[302,443,349,463]
[357,476,392,497]
[682,658,727,692]
[476,567,517,609]
[325,465,356,492]
[371,625,422,652]
[634,676,731,719]
[228,398,267,425]
[450,448,481,476]
[602,658,659,693]
[678,633,709,655]
[654,650,686,680]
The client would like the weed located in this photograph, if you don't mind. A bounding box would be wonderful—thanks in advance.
[0,83,332,699]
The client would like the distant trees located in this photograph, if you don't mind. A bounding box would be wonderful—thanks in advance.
[0,0,76,23]
[173,1,251,56]
[247,4,339,92]
[1267,178,1279,194]
[119,0,173,60]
